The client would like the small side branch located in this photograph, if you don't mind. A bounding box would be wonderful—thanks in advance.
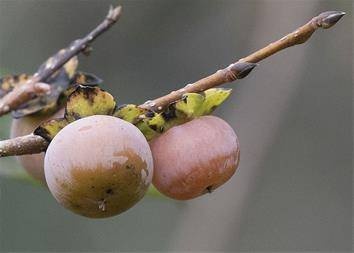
[0,10,345,157]
[0,5,122,117]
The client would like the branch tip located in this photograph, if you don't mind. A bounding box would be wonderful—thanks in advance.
[315,11,346,29]
[107,5,122,21]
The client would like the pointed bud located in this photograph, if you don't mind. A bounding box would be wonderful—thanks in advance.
[316,11,345,29]
[230,62,258,79]
[107,5,122,21]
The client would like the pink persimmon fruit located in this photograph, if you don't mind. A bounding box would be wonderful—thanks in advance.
[150,115,240,200]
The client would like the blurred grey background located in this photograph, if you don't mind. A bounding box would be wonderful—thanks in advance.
[0,0,352,252]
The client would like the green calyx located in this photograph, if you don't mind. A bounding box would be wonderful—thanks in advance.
[34,85,232,142]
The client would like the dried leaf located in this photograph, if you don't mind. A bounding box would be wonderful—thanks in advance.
[113,104,147,124]
[72,72,103,86]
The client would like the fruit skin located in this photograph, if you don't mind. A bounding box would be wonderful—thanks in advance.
[44,115,153,218]
[10,108,64,183]
[150,115,240,200]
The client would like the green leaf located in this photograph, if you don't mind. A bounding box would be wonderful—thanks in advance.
[146,113,165,133]
[136,121,159,141]
[174,93,204,117]
[113,104,147,124]
[200,88,232,115]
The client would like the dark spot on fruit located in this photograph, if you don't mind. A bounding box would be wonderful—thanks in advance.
[106,188,113,194]
[126,164,134,170]
[73,204,82,209]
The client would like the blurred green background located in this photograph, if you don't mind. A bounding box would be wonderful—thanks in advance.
[0,0,352,252]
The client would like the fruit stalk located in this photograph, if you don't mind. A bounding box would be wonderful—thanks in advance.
[0,10,345,158]
[0,5,122,117]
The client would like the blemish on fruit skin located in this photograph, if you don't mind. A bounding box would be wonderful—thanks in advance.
[106,188,113,194]
[125,164,134,170]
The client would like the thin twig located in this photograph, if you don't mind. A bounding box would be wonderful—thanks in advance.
[0,5,122,117]
[0,10,345,157]
[141,10,345,112]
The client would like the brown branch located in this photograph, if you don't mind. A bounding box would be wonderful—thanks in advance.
[0,5,122,117]
[141,10,345,112]
[0,10,345,158]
